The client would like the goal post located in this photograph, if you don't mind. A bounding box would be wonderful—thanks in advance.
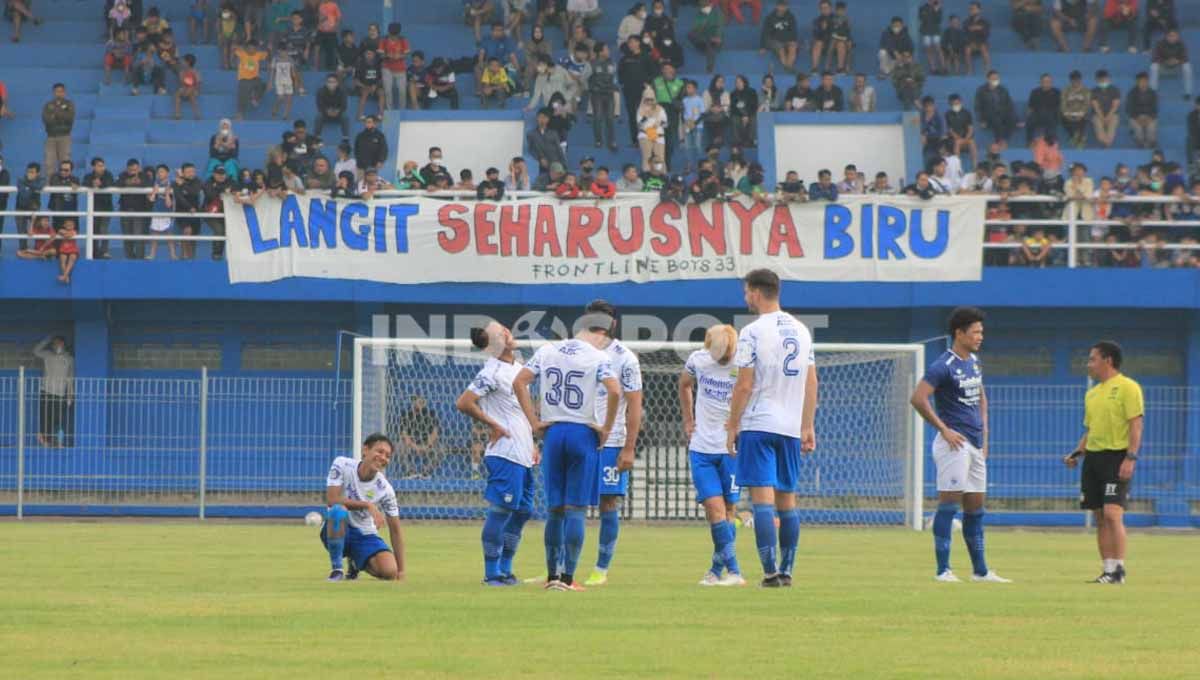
[353,337,925,529]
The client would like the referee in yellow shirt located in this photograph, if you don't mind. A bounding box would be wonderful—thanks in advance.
[1064,341,1144,585]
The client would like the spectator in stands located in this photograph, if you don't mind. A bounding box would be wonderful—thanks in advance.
[15,214,56,260]
[891,51,925,111]
[945,93,977,167]
[420,148,453,187]
[217,4,239,68]
[928,157,954,194]
[782,72,813,111]
[141,7,169,44]
[918,0,944,74]
[809,168,838,201]
[759,73,781,111]
[0,79,9,119]
[959,160,991,193]
[587,43,620,151]
[618,35,656,146]
[975,70,1017,153]
[1020,226,1052,266]
[808,0,833,74]
[940,13,966,75]
[206,119,240,178]
[464,0,496,42]
[1026,73,1061,145]
[637,93,669,171]
[1127,71,1158,148]
[86,157,118,261]
[1060,70,1091,148]
[730,74,758,146]
[315,0,342,69]
[15,162,44,251]
[528,108,567,175]
[104,28,135,85]
[354,48,386,118]
[304,156,334,190]
[0,156,9,255]
[527,54,575,112]
[32,336,74,446]
[172,53,202,120]
[116,159,150,259]
[722,0,760,24]
[701,75,729,148]
[266,0,293,38]
[920,96,946,161]
[397,394,441,479]
[590,166,616,198]
[566,0,601,36]
[1010,0,1045,50]
[760,0,799,74]
[41,84,75,177]
[837,164,864,193]
[108,0,133,37]
[313,74,349,139]
[1033,132,1064,174]
[1150,28,1192,100]
[379,22,409,110]
[6,0,41,42]
[903,171,936,199]
[173,163,204,260]
[501,0,530,40]
[813,71,842,113]
[1063,161,1095,222]
[1187,97,1200,166]
[616,163,642,191]
[353,115,388,175]
[688,0,723,73]
[1142,0,1176,51]
[534,161,565,191]
[131,42,166,96]
[1099,0,1137,54]
[475,166,504,200]
[963,1,991,74]
[146,165,176,261]
[867,171,897,194]
[452,168,473,192]
[1050,0,1099,52]
[651,62,685,165]
[553,171,581,198]
[618,3,646,45]
[282,11,312,68]
[502,156,528,191]
[878,16,914,79]
[476,22,519,92]
[234,39,268,119]
[1090,68,1120,147]
[847,73,875,112]
[334,28,358,81]
[47,160,79,230]
[54,219,79,282]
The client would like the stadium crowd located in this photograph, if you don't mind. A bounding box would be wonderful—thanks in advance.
[1,0,1200,271]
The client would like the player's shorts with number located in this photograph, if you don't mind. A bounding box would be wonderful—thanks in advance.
[932,433,987,493]
[1080,450,1130,509]
[735,430,801,491]
[484,456,535,512]
[542,421,600,508]
[594,446,629,503]
[689,451,739,504]
[319,523,390,571]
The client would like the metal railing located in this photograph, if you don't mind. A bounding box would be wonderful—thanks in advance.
[1,186,1197,268]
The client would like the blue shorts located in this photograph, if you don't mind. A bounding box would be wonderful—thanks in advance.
[320,523,390,571]
[690,451,740,504]
[542,421,599,509]
[484,456,535,512]
[596,446,629,500]
[735,430,801,492]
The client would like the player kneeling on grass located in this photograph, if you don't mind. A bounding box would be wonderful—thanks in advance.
[909,307,1009,583]
[321,434,406,582]
[456,322,538,586]
[679,324,746,586]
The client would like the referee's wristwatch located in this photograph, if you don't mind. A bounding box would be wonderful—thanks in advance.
[1125,453,1139,461]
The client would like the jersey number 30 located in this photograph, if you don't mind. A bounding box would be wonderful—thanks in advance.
[782,338,802,377]
[544,368,586,408]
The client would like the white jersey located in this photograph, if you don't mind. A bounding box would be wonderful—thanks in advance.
[594,339,643,448]
[325,456,399,536]
[734,311,815,438]
[684,349,737,454]
[467,356,536,467]
[523,338,615,426]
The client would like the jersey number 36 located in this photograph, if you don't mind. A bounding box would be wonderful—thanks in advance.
[543,368,586,409]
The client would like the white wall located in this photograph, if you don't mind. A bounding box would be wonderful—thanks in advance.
[394,120,526,180]
[774,124,908,189]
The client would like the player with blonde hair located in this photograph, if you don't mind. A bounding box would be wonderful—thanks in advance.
[679,324,746,586]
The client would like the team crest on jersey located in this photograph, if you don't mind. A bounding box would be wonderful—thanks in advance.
[503,493,514,503]
[329,466,341,480]
[366,489,375,500]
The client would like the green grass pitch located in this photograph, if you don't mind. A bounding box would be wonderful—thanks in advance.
[2,520,1198,679]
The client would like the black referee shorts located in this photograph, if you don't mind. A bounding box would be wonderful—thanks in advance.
[1080,450,1129,510]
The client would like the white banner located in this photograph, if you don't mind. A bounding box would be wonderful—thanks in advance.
[224,194,986,284]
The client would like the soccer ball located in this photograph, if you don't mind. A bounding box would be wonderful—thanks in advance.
[304,511,323,527]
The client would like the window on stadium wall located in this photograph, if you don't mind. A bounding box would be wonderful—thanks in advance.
[112,343,224,371]
[980,348,1054,378]
[241,343,351,372]
[0,342,34,371]
[1068,349,1183,379]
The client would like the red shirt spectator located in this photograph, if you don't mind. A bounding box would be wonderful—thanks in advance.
[381,27,409,73]
[555,176,582,198]
[589,179,616,198]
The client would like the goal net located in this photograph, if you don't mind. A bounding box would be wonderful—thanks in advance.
[354,338,925,528]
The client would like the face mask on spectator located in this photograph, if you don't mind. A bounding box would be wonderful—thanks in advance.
[951,104,962,112]
[700,5,711,13]
[988,78,999,88]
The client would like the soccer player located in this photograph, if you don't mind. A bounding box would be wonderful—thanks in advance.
[909,307,1010,583]
[725,269,819,588]
[583,300,643,587]
[321,433,406,582]
[513,316,621,592]
[456,322,538,586]
[680,323,746,586]
[1064,341,1143,584]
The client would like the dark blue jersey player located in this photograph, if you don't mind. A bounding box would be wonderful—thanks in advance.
[910,307,1010,584]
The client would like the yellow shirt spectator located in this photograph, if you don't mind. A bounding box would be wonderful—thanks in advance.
[235,46,268,81]
[481,66,512,91]
[1084,373,1144,451]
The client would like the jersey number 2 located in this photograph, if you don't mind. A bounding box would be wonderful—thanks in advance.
[544,368,586,408]
[782,338,801,376]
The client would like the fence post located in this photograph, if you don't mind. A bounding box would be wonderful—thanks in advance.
[16,366,25,520]
[84,188,95,260]
[1067,200,1078,268]
[199,366,208,520]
